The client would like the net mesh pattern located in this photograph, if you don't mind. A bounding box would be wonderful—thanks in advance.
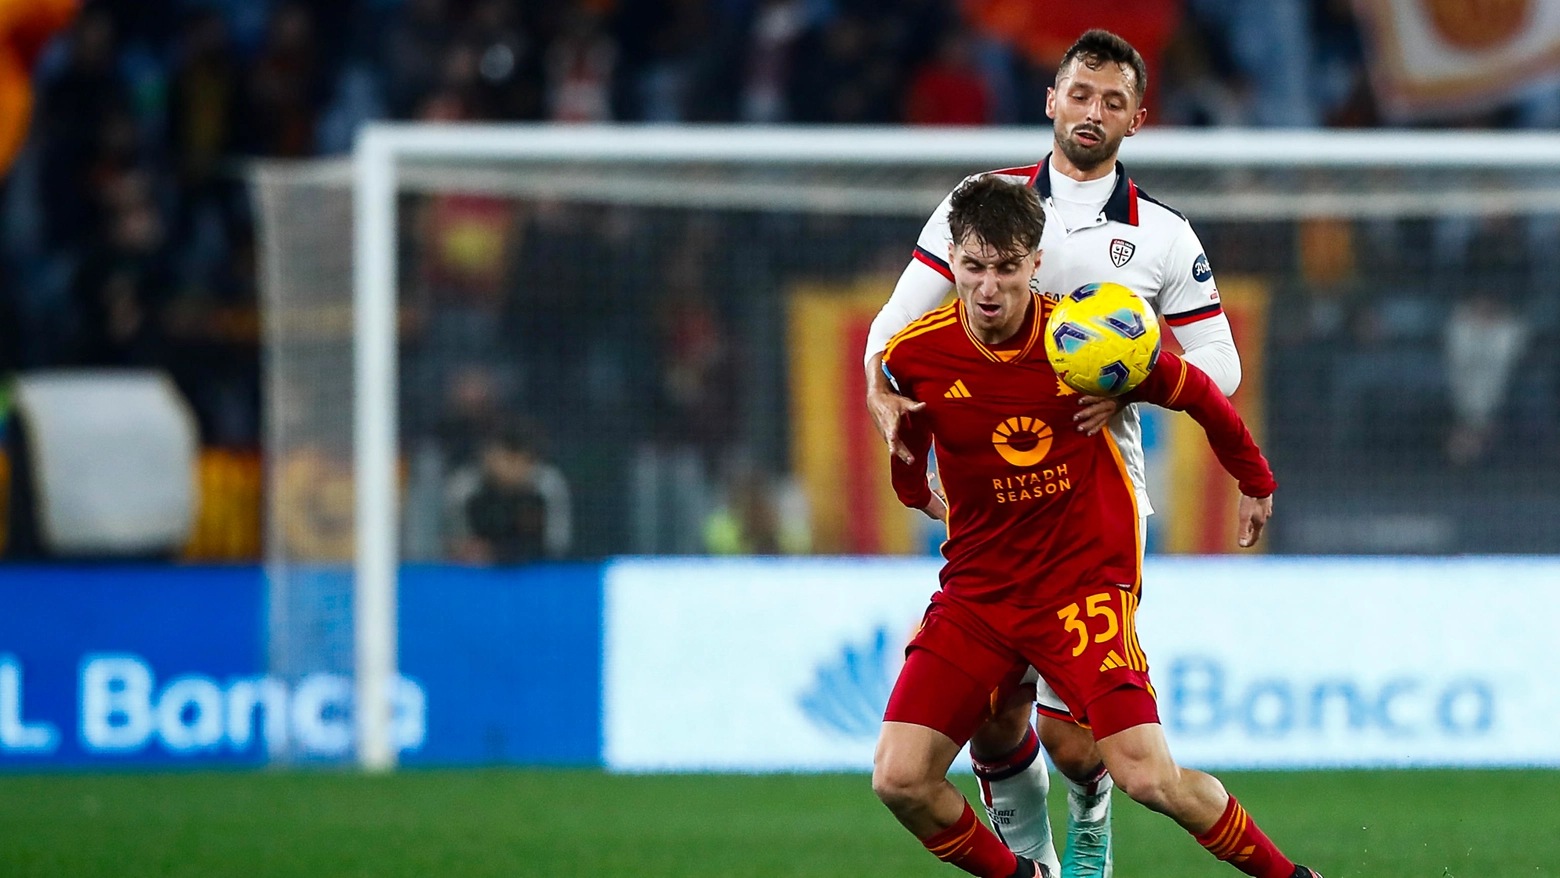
[257,152,1560,575]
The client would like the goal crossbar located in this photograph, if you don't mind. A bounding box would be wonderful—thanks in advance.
[367,123,1560,167]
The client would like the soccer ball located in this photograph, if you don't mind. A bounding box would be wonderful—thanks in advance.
[1043,282,1162,396]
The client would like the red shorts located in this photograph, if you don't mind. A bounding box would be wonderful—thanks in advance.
[884,587,1158,743]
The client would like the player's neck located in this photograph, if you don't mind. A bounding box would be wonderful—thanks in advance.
[1049,147,1117,183]
[964,295,1033,347]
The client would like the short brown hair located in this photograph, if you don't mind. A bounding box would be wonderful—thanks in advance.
[1057,29,1147,103]
[947,175,1045,257]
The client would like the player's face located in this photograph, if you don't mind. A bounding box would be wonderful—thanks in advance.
[1046,60,1147,172]
[950,235,1040,342]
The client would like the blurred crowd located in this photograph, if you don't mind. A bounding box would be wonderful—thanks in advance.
[0,0,1460,446]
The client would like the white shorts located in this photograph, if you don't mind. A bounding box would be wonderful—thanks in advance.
[1023,513,1148,724]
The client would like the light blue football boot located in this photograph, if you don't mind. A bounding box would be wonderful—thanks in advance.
[1060,778,1113,878]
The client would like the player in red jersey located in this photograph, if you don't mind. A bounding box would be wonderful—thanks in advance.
[869,32,1242,875]
[869,176,1319,878]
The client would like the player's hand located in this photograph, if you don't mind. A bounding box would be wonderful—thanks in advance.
[920,491,948,521]
[1237,494,1273,548]
[1074,395,1122,436]
[868,386,926,464]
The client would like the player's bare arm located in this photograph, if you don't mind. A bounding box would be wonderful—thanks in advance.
[1237,493,1273,548]
[865,256,955,463]
[866,351,925,465]
[920,489,947,522]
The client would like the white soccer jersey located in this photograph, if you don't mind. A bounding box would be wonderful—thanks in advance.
[892,157,1231,515]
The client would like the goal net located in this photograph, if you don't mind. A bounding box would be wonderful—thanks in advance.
[253,126,1560,767]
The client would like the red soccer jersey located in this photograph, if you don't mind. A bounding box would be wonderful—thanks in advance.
[883,294,1274,608]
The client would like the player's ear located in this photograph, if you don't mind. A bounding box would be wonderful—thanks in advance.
[1044,86,1057,120]
[1126,105,1147,136]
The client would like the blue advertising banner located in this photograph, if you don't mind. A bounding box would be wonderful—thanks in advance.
[0,566,266,768]
[11,556,1559,771]
[0,565,602,769]
[400,564,601,766]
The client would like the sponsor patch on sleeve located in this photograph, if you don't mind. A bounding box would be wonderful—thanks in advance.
[1192,253,1213,283]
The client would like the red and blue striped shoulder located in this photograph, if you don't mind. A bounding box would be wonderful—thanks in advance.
[1163,302,1223,326]
[913,245,954,281]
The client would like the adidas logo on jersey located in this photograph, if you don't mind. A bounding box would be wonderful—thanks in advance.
[1099,650,1130,672]
[944,380,973,399]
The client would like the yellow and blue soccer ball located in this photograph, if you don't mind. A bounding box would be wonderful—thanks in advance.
[1043,282,1162,396]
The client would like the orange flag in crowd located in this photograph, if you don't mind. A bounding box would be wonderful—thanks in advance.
[0,0,77,176]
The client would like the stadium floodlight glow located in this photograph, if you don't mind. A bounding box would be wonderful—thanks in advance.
[322,122,1560,770]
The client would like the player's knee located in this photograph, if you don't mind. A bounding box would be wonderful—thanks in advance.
[871,755,934,813]
[1108,759,1175,812]
[1037,716,1098,780]
[969,695,1032,761]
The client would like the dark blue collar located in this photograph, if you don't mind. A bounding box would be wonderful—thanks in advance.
[1032,153,1138,226]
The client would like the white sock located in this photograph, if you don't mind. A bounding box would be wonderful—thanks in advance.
[1064,766,1113,825]
[972,728,1060,875]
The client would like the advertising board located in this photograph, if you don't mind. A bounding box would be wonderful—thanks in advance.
[7,556,1554,770]
[604,558,931,771]
[0,565,600,768]
[604,556,1560,771]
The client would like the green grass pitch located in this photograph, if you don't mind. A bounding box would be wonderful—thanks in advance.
[0,769,1554,877]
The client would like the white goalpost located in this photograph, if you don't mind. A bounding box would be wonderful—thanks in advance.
[352,131,401,772]
[251,124,1560,769]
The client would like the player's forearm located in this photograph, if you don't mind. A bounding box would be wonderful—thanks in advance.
[1170,314,1241,396]
[1137,353,1275,497]
[1183,391,1275,497]
[866,351,890,397]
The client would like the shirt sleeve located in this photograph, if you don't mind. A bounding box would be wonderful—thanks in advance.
[865,258,954,364]
[881,358,934,508]
[1170,312,1242,396]
[1130,351,1276,498]
[1157,221,1225,330]
[912,187,958,282]
[864,183,968,364]
[890,411,935,510]
[1156,220,1240,395]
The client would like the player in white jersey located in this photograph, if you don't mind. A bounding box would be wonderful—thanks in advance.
[865,31,1243,878]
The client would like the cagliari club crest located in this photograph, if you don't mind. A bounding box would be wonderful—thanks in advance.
[1109,238,1136,268]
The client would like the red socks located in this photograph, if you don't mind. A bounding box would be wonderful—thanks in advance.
[1194,795,1296,878]
[921,799,1019,878]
